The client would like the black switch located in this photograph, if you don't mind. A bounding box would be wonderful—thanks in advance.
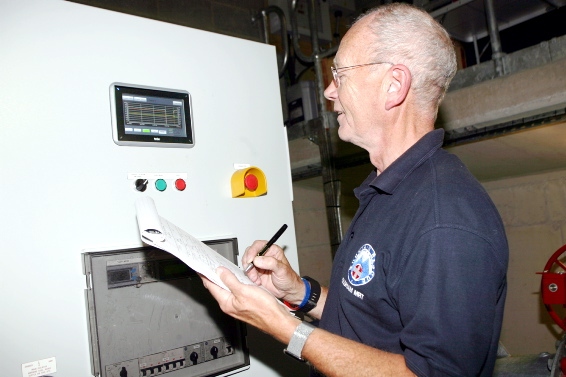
[190,352,199,365]
[135,179,148,192]
[120,367,127,377]
[211,346,219,359]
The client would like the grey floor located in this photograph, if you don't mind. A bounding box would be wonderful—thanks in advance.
[494,354,554,377]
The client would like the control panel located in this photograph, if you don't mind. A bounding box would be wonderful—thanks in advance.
[129,173,188,193]
[104,337,235,377]
[83,240,249,377]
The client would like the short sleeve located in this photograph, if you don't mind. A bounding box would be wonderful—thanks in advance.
[397,227,507,376]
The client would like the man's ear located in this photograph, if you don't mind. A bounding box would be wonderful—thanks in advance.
[384,65,411,110]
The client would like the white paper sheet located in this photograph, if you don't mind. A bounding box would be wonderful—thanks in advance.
[134,196,254,291]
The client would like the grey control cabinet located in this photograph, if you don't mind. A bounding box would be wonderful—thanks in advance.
[83,239,249,377]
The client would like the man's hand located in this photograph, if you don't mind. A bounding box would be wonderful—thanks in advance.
[200,267,299,343]
[242,240,305,305]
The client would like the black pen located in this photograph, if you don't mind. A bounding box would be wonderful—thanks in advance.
[244,224,288,274]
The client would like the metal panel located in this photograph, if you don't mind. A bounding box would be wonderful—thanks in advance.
[0,1,306,376]
[82,242,249,377]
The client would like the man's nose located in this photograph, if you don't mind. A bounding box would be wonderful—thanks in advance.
[324,81,337,101]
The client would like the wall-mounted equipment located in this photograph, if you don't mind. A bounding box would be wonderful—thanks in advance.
[538,244,566,376]
[2,1,303,376]
[286,81,319,127]
[539,243,566,330]
[83,240,249,377]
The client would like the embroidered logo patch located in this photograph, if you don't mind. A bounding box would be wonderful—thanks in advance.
[347,244,376,286]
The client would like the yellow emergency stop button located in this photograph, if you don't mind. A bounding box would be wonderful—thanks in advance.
[231,167,267,198]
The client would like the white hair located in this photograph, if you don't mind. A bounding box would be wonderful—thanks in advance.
[355,3,457,114]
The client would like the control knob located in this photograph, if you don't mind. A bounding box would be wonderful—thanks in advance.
[190,352,199,365]
[135,179,148,192]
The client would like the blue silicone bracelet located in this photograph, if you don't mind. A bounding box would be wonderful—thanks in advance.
[297,278,311,309]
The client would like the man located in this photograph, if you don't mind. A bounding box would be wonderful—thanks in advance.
[202,3,508,376]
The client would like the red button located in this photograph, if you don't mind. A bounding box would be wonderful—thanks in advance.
[175,179,187,191]
[244,174,258,191]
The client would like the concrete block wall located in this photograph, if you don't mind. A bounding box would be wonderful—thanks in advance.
[292,176,333,286]
[292,164,374,286]
[483,168,566,355]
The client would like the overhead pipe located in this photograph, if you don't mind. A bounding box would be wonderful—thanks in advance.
[289,0,338,64]
[254,6,290,78]
[473,35,481,65]
[484,0,505,76]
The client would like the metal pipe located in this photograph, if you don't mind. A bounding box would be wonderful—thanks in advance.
[473,35,480,65]
[255,6,290,78]
[275,0,341,257]
[306,0,325,118]
[317,113,343,258]
[484,0,505,76]
[289,0,338,63]
[306,0,343,258]
[290,0,313,63]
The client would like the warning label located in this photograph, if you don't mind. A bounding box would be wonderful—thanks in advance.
[21,357,57,377]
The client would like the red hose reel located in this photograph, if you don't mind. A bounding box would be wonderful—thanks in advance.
[540,244,566,331]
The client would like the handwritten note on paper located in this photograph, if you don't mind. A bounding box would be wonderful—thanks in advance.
[134,196,254,291]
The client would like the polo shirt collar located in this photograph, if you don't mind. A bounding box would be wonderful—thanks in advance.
[355,129,445,197]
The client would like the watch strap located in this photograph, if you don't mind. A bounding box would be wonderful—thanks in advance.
[284,321,316,361]
[298,276,321,313]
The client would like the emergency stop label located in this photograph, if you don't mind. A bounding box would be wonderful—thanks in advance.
[22,357,56,377]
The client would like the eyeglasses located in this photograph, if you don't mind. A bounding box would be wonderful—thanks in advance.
[331,62,393,88]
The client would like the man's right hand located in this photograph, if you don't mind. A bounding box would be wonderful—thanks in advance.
[243,240,306,305]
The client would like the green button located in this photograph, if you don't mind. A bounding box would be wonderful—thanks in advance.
[142,129,150,133]
[155,179,167,191]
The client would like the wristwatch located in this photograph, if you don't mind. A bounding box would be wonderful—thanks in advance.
[300,276,321,313]
[284,321,316,361]
[283,276,321,313]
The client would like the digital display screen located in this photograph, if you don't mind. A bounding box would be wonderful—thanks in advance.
[108,269,132,283]
[110,83,194,148]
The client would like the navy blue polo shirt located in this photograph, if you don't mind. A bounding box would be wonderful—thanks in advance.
[319,129,508,377]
